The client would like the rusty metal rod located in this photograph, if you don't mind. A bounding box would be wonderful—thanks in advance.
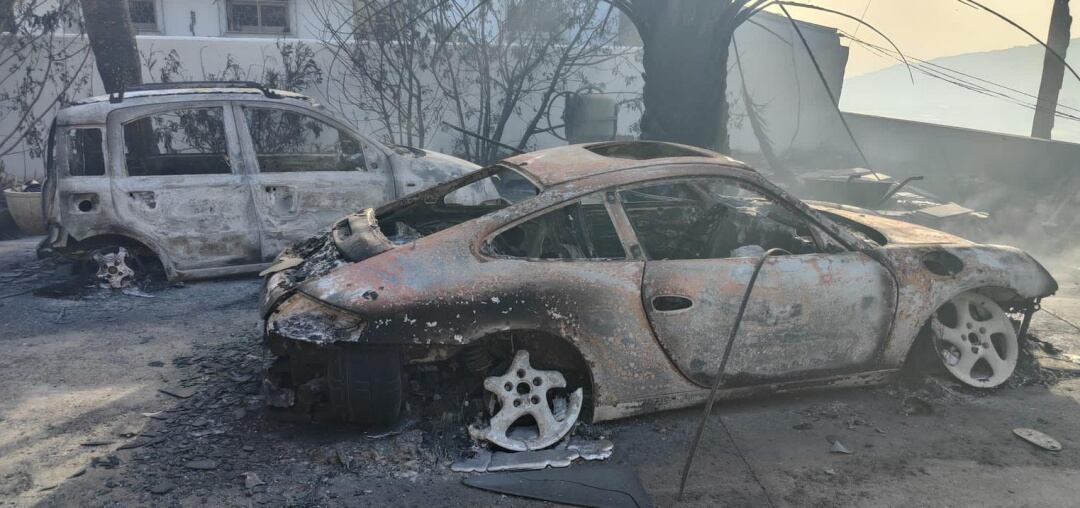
[677,247,790,502]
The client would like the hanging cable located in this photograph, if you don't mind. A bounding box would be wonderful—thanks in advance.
[677,247,790,503]
[778,4,882,181]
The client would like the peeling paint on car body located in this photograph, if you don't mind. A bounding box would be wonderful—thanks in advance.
[262,142,1058,423]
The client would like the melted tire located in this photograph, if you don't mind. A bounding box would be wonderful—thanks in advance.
[327,347,403,426]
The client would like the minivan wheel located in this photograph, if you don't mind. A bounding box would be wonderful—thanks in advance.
[326,347,403,426]
[91,246,141,289]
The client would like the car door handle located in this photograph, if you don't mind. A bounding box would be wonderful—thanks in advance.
[652,295,693,312]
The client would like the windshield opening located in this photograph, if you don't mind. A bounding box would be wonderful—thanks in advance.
[378,166,539,244]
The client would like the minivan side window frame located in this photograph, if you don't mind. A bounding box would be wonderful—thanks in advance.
[109,101,245,178]
[230,102,387,177]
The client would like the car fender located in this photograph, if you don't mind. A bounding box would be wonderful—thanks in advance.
[879,244,1057,366]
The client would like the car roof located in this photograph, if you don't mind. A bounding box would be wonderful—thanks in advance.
[502,141,751,187]
[55,87,313,126]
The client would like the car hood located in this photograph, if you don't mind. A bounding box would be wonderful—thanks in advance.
[391,147,480,192]
[810,202,972,246]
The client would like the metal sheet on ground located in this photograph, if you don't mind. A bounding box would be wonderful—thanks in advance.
[462,464,653,508]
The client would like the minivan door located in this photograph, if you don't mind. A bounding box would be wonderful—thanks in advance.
[234,104,394,260]
[110,103,262,272]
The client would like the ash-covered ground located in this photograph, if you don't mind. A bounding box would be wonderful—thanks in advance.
[3,236,1080,507]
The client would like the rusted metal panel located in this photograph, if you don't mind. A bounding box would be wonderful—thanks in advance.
[291,232,701,411]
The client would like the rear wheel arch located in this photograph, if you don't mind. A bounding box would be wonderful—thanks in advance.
[66,233,170,276]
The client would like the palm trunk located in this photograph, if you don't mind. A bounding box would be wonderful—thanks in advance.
[1,0,16,32]
[636,0,736,153]
[79,0,142,93]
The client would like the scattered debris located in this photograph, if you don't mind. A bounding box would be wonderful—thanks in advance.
[365,417,418,439]
[567,437,615,461]
[117,437,165,450]
[80,440,114,447]
[183,459,219,470]
[487,448,580,472]
[793,422,813,430]
[462,464,653,508]
[148,482,174,495]
[158,387,196,399]
[242,472,266,490]
[1013,428,1063,452]
[827,437,853,455]
[90,455,120,469]
[900,395,934,416]
[450,449,493,473]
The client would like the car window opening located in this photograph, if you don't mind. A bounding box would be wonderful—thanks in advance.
[66,128,106,176]
[123,107,231,176]
[379,166,539,243]
[619,179,819,260]
[485,191,624,260]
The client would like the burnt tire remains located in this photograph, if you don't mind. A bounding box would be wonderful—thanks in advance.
[327,347,404,426]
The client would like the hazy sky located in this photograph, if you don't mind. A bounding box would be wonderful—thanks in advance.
[770,0,1077,76]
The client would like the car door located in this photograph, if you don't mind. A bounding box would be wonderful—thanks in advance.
[235,104,395,260]
[110,103,261,270]
[619,177,897,387]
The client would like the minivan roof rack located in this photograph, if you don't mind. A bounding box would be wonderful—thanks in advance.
[108,81,282,103]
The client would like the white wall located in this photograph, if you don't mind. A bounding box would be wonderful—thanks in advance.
[727,11,849,162]
[1,6,849,180]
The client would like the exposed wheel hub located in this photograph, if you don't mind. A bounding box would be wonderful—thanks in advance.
[469,350,582,451]
[930,292,1018,387]
[93,247,136,289]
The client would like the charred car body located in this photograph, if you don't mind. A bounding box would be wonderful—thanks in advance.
[40,82,477,283]
[261,141,1057,451]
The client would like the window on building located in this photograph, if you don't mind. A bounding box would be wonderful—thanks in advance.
[66,128,105,177]
[227,0,290,34]
[128,0,159,32]
[485,192,624,260]
[123,107,231,176]
[243,107,366,173]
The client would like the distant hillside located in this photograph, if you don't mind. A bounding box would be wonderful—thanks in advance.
[841,40,1080,142]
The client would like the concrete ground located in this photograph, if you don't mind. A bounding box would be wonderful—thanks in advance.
[1,235,1079,507]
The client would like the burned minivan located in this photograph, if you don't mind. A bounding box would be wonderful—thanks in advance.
[40,82,478,284]
[261,141,1057,452]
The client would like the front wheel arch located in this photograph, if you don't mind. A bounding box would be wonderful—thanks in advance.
[902,286,1030,384]
[454,330,597,423]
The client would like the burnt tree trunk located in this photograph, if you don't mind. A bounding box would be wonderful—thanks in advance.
[1,0,16,32]
[79,0,141,93]
[634,1,738,153]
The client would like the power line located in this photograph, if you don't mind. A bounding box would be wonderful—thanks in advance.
[843,32,1080,123]
[852,0,873,37]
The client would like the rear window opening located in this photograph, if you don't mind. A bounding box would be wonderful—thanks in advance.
[378,166,538,243]
[585,141,713,160]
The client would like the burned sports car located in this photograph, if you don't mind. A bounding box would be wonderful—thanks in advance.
[260,141,1057,451]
